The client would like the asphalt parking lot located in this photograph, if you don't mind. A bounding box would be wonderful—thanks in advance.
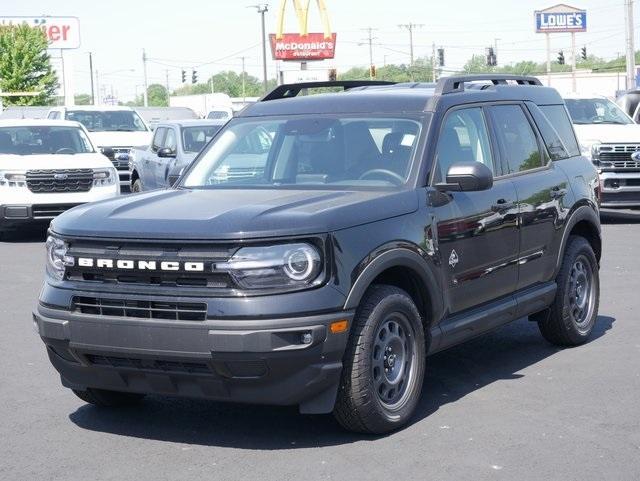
[2,211,639,481]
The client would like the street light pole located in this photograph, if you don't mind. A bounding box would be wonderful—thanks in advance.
[251,4,270,93]
[625,0,636,90]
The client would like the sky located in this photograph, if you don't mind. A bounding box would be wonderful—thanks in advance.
[2,0,636,101]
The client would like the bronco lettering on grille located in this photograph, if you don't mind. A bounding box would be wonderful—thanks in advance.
[77,258,205,272]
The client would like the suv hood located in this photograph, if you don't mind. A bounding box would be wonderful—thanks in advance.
[0,153,113,170]
[573,123,640,144]
[88,131,152,149]
[51,188,419,240]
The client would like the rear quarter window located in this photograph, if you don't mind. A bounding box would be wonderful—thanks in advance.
[539,105,581,157]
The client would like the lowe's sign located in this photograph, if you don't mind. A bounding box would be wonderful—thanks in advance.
[535,5,587,33]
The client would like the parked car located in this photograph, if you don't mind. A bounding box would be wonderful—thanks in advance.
[35,76,601,434]
[565,93,640,208]
[129,119,226,191]
[0,106,50,120]
[615,89,640,120]
[47,106,153,192]
[0,119,119,237]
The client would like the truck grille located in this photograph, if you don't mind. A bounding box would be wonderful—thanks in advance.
[101,147,132,170]
[73,296,208,321]
[599,144,640,169]
[84,354,211,374]
[32,204,80,219]
[26,169,93,193]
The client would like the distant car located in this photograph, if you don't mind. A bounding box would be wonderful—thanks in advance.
[47,106,153,192]
[129,119,226,191]
[205,108,233,120]
[0,119,119,237]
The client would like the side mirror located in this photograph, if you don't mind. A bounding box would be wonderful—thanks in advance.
[436,162,494,192]
[157,147,176,158]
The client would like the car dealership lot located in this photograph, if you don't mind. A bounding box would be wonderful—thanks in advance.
[1,212,639,481]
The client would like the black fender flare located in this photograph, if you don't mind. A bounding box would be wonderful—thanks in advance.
[554,203,601,274]
[343,247,444,324]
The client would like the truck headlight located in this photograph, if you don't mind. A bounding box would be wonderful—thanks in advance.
[45,236,74,281]
[217,243,322,289]
[0,171,27,188]
[580,141,601,164]
[93,168,117,187]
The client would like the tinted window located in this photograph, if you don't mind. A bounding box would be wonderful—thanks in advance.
[435,107,494,182]
[182,125,222,153]
[539,105,580,157]
[152,128,166,152]
[564,98,633,125]
[490,105,543,173]
[0,126,94,155]
[164,128,177,151]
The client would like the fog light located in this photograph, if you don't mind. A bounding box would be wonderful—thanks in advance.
[301,332,313,344]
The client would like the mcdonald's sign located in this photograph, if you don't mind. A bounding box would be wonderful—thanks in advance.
[270,0,337,61]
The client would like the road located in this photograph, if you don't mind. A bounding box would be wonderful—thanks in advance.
[2,211,639,481]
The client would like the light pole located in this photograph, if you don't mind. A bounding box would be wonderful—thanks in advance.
[250,4,269,93]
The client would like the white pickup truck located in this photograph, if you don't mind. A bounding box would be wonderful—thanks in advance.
[564,93,640,209]
[47,106,152,192]
[0,119,119,236]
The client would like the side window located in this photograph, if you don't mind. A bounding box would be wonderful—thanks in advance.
[164,128,177,152]
[539,105,580,157]
[151,127,166,152]
[48,111,60,120]
[489,105,543,174]
[434,107,494,183]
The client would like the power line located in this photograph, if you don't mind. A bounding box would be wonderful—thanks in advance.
[398,23,424,66]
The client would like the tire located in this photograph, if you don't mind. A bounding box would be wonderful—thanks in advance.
[534,235,600,346]
[72,388,145,407]
[334,285,426,434]
[131,179,143,193]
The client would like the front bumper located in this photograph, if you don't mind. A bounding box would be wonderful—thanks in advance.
[599,170,640,208]
[1,204,82,228]
[34,302,353,413]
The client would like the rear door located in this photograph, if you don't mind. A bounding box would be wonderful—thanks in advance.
[430,105,520,315]
[143,127,166,189]
[487,103,571,290]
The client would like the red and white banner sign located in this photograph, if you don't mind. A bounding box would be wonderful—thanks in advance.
[0,16,80,49]
[270,33,337,61]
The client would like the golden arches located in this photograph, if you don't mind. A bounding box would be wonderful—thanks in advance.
[276,0,332,39]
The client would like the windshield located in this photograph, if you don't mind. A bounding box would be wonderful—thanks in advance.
[65,110,148,132]
[182,125,223,153]
[0,126,94,155]
[182,116,422,190]
[565,98,633,125]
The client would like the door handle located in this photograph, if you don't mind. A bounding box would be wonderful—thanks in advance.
[550,187,568,199]
[491,199,516,212]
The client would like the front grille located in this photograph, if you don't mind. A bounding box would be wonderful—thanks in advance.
[601,191,640,203]
[32,203,80,219]
[102,147,131,170]
[73,296,208,321]
[85,354,211,374]
[26,169,93,193]
[599,144,640,169]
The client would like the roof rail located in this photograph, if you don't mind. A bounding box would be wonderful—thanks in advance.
[434,74,543,95]
[260,80,396,102]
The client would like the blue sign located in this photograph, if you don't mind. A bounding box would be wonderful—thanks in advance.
[536,9,587,33]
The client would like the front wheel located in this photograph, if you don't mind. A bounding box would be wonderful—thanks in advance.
[131,179,143,193]
[534,236,600,346]
[334,285,426,434]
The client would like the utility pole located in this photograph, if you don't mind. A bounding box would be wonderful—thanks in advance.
[251,4,269,93]
[88,52,95,105]
[361,28,377,79]
[239,57,247,102]
[399,23,424,66]
[625,0,636,90]
[142,48,149,107]
[165,69,170,106]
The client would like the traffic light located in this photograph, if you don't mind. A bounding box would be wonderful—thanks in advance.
[486,47,497,67]
[192,70,198,84]
[369,65,377,78]
[328,68,337,81]
[557,50,565,65]
[181,69,186,83]
[437,48,445,67]
[581,46,587,61]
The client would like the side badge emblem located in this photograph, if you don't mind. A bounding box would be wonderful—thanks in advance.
[449,250,459,268]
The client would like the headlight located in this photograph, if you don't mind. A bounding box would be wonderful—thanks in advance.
[217,243,322,289]
[580,141,601,164]
[92,168,117,187]
[0,170,27,188]
[45,236,74,281]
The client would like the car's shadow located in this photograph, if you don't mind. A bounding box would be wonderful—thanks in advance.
[69,315,615,448]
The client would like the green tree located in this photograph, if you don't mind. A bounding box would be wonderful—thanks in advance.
[147,83,168,106]
[173,71,277,98]
[74,93,92,105]
[0,24,58,106]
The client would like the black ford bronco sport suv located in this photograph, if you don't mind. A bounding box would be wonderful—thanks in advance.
[35,75,601,434]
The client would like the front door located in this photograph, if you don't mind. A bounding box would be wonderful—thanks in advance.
[430,106,520,315]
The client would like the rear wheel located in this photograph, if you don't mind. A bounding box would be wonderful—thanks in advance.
[334,285,426,434]
[72,388,145,407]
[131,178,143,193]
[534,236,599,346]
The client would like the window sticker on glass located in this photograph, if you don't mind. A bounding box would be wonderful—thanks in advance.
[401,134,416,147]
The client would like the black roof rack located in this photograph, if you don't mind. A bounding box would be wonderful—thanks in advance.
[434,74,543,95]
[260,80,396,102]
